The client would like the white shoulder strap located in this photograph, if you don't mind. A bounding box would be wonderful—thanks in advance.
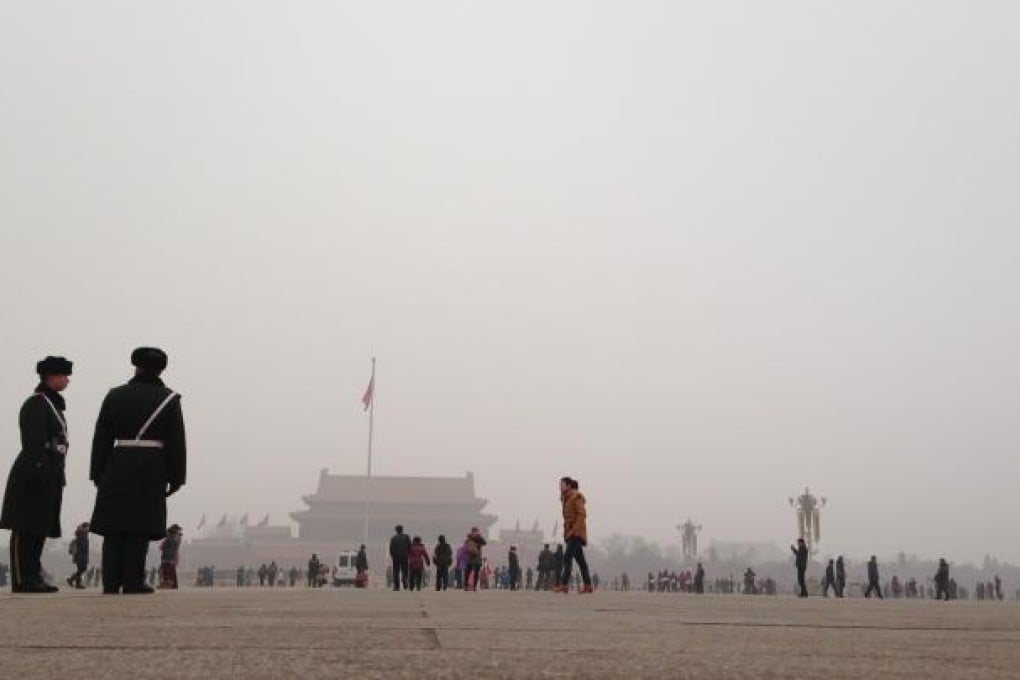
[38,394,68,439]
[136,392,178,440]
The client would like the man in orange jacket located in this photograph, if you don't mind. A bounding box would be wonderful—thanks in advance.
[555,476,593,594]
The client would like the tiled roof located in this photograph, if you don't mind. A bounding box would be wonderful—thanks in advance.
[307,470,484,505]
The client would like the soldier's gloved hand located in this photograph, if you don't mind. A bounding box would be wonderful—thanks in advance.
[165,483,181,497]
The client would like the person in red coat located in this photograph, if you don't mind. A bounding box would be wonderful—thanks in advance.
[408,536,431,591]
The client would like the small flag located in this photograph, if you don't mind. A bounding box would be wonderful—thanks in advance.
[239,513,249,526]
[361,374,374,411]
[196,514,206,531]
[217,514,227,528]
[257,513,269,527]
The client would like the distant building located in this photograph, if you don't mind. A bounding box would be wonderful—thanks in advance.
[496,520,548,568]
[291,469,498,546]
[183,470,499,576]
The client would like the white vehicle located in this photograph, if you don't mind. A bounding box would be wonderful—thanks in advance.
[333,550,359,586]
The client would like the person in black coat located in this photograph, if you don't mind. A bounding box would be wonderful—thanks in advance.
[835,556,847,598]
[822,559,836,597]
[552,544,564,587]
[694,562,705,594]
[89,347,186,594]
[432,536,452,591]
[356,544,369,574]
[0,356,73,593]
[790,538,809,597]
[508,546,521,591]
[865,556,883,599]
[66,521,90,589]
[536,544,552,590]
[389,525,411,591]
[934,558,950,601]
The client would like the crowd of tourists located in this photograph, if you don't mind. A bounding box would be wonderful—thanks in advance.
[381,476,593,594]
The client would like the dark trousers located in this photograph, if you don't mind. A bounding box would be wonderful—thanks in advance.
[69,562,88,587]
[836,576,845,598]
[467,564,481,589]
[409,567,424,591]
[101,534,149,593]
[160,563,178,589]
[435,566,449,591]
[10,532,46,589]
[796,568,808,596]
[561,537,591,587]
[392,559,409,591]
[453,568,463,589]
[865,581,883,599]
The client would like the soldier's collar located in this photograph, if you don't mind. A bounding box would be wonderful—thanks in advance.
[129,374,165,386]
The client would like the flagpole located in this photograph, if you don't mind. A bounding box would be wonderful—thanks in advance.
[363,357,376,549]
[367,357,375,479]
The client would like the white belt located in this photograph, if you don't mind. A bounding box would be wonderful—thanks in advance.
[115,439,165,449]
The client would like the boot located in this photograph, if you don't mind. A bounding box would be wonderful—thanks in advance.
[580,584,594,594]
[553,584,569,594]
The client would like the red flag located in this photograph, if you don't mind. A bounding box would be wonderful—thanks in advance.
[361,375,374,411]
[361,375,373,411]
[257,514,269,527]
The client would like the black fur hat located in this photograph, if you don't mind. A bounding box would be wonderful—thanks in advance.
[36,356,73,376]
[131,347,168,372]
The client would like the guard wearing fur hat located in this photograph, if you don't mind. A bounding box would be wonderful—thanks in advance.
[0,356,73,592]
[90,347,186,594]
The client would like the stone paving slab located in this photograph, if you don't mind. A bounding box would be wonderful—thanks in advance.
[0,588,1017,678]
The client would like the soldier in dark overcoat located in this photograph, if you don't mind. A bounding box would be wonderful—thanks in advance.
[90,347,186,594]
[0,356,73,592]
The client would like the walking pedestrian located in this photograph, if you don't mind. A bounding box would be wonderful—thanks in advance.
[159,524,182,589]
[790,538,808,597]
[464,527,486,591]
[508,546,521,591]
[454,539,468,589]
[66,522,90,589]
[934,558,950,601]
[389,525,411,591]
[307,554,321,587]
[865,556,883,599]
[408,536,430,591]
[554,477,592,594]
[433,535,452,591]
[835,556,846,598]
[537,543,553,590]
[822,559,836,597]
[356,544,369,588]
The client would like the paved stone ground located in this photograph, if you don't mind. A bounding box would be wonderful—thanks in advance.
[0,588,1018,678]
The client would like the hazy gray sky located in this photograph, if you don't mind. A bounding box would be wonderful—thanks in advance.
[2,2,1018,564]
